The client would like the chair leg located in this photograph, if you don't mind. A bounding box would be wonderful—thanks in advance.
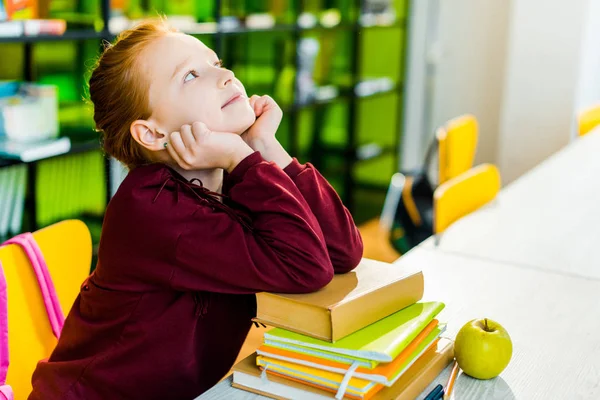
[380,172,406,232]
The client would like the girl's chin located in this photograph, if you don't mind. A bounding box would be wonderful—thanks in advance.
[232,111,257,134]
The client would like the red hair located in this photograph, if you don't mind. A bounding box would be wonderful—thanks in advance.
[89,18,176,169]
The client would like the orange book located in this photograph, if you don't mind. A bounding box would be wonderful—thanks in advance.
[5,0,36,19]
[257,319,440,383]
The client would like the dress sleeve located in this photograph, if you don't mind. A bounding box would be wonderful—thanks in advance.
[283,159,363,274]
[170,153,335,294]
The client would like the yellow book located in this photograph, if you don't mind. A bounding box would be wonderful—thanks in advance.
[256,356,376,396]
[254,258,423,342]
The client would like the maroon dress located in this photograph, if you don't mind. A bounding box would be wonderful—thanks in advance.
[29,152,363,400]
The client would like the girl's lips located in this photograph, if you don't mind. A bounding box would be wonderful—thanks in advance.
[222,94,243,109]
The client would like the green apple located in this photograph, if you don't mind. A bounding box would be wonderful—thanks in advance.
[454,318,512,380]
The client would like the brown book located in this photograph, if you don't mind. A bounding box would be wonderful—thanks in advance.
[231,338,454,400]
[254,259,424,342]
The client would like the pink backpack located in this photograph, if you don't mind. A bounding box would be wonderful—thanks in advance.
[0,233,65,400]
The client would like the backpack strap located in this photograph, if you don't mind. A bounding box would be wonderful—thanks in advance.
[0,264,14,400]
[2,233,64,338]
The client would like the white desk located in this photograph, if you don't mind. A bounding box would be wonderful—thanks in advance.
[423,130,600,280]
[198,249,600,400]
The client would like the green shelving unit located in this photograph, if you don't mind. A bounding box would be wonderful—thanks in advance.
[0,0,410,241]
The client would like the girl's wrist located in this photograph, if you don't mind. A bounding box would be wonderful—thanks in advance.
[226,141,254,173]
[251,137,292,169]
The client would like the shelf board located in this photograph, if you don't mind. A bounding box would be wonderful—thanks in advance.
[220,20,405,35]
[0,128,100,168]
[356,84,401,99]
[319,143,396,160]
[218,23,295,35]
[289,92,350,112]
[359,20,405,30]
[0,29,106,43]
[121,17,406,38]
[0,16,406,44]
[286,81,402,112]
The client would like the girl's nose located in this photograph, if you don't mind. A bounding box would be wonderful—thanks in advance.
[218,69,235,89]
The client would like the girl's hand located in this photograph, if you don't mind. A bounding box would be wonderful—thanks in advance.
[243,95,292,168]
[166,122,253,173]
[243,95,282,145]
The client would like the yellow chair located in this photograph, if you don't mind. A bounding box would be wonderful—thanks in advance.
[577,104,600,136]
[0,220,91,399]
[437,114,479,185]
[433,164,501,237]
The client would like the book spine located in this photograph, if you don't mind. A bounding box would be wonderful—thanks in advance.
[390,341,454,400]
[256,293,331,341]
[23,19,66,36]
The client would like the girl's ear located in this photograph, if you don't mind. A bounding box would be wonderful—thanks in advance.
[130,120,167,152]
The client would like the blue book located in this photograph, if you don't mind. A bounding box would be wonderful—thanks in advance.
[0,81,19,98]
[0,1,7,22]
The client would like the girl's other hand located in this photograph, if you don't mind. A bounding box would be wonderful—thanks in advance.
[243,95,292,168]
[243,95,282,146]
[166,122,253,172]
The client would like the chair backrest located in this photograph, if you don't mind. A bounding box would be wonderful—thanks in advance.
[433,164,501,235]
[0,220,91,399]
[578,104,600,137]
[437,115,479,185]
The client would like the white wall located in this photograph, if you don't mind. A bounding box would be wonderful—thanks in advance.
[430,0,510,166]
[575,0,600,124]
[402,0,511,172]
[405,0,600,184]
[402,0,439,171]
[497,0,588,183]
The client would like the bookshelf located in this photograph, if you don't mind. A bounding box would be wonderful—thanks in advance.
[0,0,410,239]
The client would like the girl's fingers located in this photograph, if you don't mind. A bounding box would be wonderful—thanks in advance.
[191,121,210,144]
[249,95,261,115]
[167,131,188,168]
[255,96,269,116]
[249,95,260,108]
[180,124,195,149]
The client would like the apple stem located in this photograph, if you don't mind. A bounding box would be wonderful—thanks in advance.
[485,318,489,331]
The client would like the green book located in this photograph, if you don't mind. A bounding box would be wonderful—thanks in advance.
[258,326,445,387]
[264,340,378,369]
[264,302,444,362]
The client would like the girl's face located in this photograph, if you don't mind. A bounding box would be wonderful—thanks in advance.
[142,33,256,135]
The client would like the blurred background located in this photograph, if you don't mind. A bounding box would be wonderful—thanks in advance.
[1,0,599,263]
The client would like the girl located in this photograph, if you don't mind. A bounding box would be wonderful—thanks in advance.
[29,18,362,400]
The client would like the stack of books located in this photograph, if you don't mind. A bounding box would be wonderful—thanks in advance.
[232,259,454,400]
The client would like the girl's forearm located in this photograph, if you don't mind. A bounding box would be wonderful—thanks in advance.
[248,137,293,169]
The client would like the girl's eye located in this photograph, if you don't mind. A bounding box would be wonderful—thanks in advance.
[184,71,198,83]
[214,59,224,68]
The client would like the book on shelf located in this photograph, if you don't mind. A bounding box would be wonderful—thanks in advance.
[23,19,66,36]
[0,1,7,22]
[0,20,23,36]
[0,19,67,37]
[0,136,70,162]
[254,258,424,342]
[4,0,34,19]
